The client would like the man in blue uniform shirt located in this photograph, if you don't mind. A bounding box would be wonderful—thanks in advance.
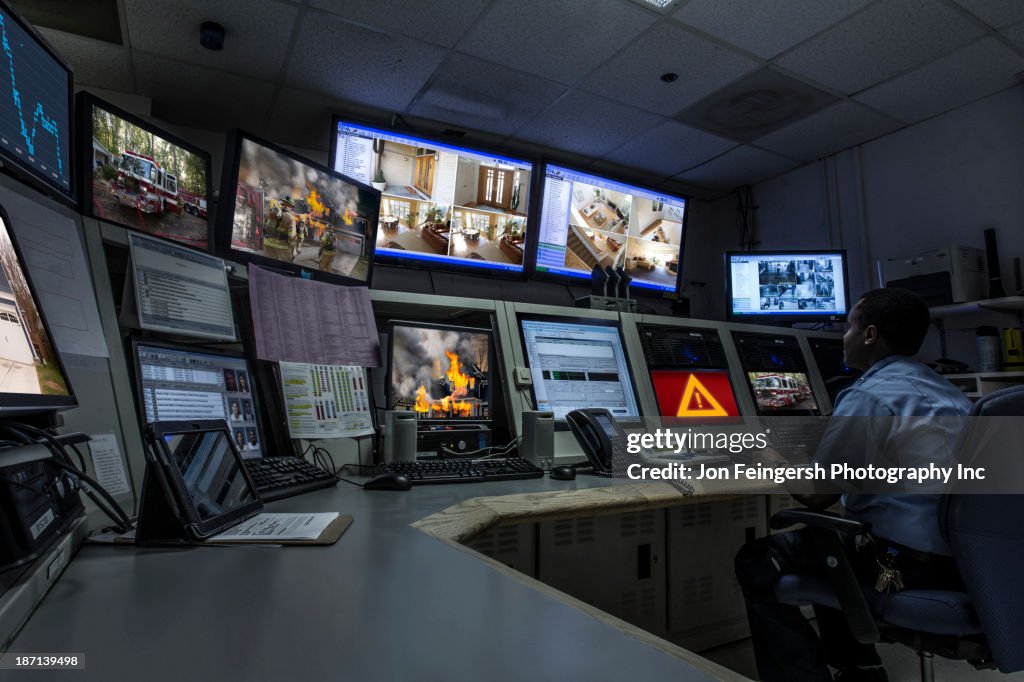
[735,288,971,682]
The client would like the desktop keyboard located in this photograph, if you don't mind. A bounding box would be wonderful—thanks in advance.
[765,417,830,465]
[244,456,339,501]
[378,457,544,485]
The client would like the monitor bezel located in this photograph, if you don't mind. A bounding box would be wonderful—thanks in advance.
[385,318,496,426]
[126,336,271,459]
[527,160,689,298]
[724,249,851,324]
[0,201,76,415]
[515,312,642,430]
[0,2,75,207]
[328,114,535,281]
[76,92,214,253]
[215,128,381,287]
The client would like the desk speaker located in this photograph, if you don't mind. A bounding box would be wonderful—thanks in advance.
[521,411,555,471]
[383,411,417,463]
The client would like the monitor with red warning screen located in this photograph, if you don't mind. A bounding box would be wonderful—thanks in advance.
[650,369,741,425]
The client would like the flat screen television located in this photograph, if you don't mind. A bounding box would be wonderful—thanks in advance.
[517,314,641,426]
[0,2,74,204]
[386,320,493,425]
[532,163,687,295]
[216,130,380,286]
[77,93,212,251]
[330,117,534,277]
[0,202,74,415]
[726,250,850,324]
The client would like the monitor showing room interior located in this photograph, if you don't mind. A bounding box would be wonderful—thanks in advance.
[79,93,212,250]
[534,164,686,294]
[132,340,265,458]
[0,3,73,204]
[386,321,492,423]
[218,131,379,286]
[745,372,819,415]
[0,205,74,414]
[518,315,640,422]
[331,118,533,275]
[727,251,849,322]
[650,370,741,424]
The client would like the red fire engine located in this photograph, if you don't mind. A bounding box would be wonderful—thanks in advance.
[112,150,179,215]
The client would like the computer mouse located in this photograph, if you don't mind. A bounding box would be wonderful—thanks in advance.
[549,465,576,481]
[363,473,412,491]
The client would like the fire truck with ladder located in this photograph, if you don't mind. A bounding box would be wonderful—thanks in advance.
[112,150,180,215]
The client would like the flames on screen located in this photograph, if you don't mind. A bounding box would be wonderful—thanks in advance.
[413,351,476,417]
[307,188,326,215]
[393,327,488,419]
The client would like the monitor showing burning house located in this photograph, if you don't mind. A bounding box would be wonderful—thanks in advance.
[78,93,212,250]
[217,131,380,286]
[387,321,492,424]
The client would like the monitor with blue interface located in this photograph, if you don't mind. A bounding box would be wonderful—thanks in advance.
[726,250,849,323]
[518,315,640,423]
[533,164,686,294]
[330,117,533,276]
[0,2,74,203]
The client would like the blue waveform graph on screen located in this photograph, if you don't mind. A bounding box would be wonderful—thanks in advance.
[0,8,72,197]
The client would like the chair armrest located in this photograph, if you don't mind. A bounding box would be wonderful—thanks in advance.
[771,509,867,535]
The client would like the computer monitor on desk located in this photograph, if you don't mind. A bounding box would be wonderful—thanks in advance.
[129,339,270,458]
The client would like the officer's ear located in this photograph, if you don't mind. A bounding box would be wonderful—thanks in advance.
[863,323,878,346]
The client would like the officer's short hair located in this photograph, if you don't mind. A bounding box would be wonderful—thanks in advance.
[855,288,930,356]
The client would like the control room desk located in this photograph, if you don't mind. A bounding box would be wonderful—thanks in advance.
[8,475,773,681]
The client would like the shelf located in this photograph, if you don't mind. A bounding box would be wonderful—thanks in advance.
[944,371,1024,400]
[929,296,1024,318]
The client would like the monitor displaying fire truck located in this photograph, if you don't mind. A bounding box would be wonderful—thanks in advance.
[216,130,380,287]
[77,93,212,250]
[386,320,493,424]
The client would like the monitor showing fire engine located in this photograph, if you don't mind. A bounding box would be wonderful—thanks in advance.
[386,320,492,424]
[745,372,818,414]
[78,93,212,250]
[331,117,533,277]
[218,131,380,286]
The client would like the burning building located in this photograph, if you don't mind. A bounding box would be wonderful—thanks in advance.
[390,325,490,420]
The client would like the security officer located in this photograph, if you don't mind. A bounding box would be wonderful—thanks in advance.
[319,228,336,271]
[263,196,295,262]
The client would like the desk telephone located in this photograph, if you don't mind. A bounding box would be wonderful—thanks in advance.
[565,408,629,477]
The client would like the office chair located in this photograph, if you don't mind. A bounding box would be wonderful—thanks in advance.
[769,384,1024,681]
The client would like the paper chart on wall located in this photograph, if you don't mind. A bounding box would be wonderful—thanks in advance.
[279,362,373,439]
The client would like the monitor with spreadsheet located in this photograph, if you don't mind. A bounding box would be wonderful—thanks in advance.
[518,314,640,424]
[130,339,265,458]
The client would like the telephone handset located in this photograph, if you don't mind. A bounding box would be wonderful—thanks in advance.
[565,408,628,477]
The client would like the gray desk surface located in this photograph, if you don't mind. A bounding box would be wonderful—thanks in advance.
[7,477,740,682]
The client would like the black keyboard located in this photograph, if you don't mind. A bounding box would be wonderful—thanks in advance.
[379,457,543,485]
[765,417,830,465]
[244,457,338,501]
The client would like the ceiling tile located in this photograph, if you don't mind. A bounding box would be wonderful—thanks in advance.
[123,0,298,80]
[408,54,566,137]
[755,100,901,161]
[285,10,448,113]
[775,0,986,95]
[305,0,491,48]
[514,90,662,158]
[603,121,736,176]
[586,159,665,188]
[674,0,873,60]
[657,177,718,200]
[265,87,366,153]
[499,140,594,170]
[133,53,273,134]
[457,0,657,85]
[1002,21,1024,50]
[39,29,132,92]
[578,23,759,116]
[674,145,801,189]
[951,0,1024,29]
[855,38,1024,125]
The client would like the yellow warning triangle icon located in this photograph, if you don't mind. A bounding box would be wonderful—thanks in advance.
[676,374,728,417]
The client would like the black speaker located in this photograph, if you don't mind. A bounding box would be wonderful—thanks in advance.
[984,228,1005,298]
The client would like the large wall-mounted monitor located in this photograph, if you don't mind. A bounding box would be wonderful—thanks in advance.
[518,314,640,424]
[385,320,493,425]
[330,117,533,277]
[533,164,686,295]
[77,93,212,251]
[0,2,74,204]
[726,250,849,324]
[216,130,380,286]
[0,203,74,415]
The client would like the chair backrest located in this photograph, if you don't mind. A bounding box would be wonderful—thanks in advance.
[941,384,1024,673]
